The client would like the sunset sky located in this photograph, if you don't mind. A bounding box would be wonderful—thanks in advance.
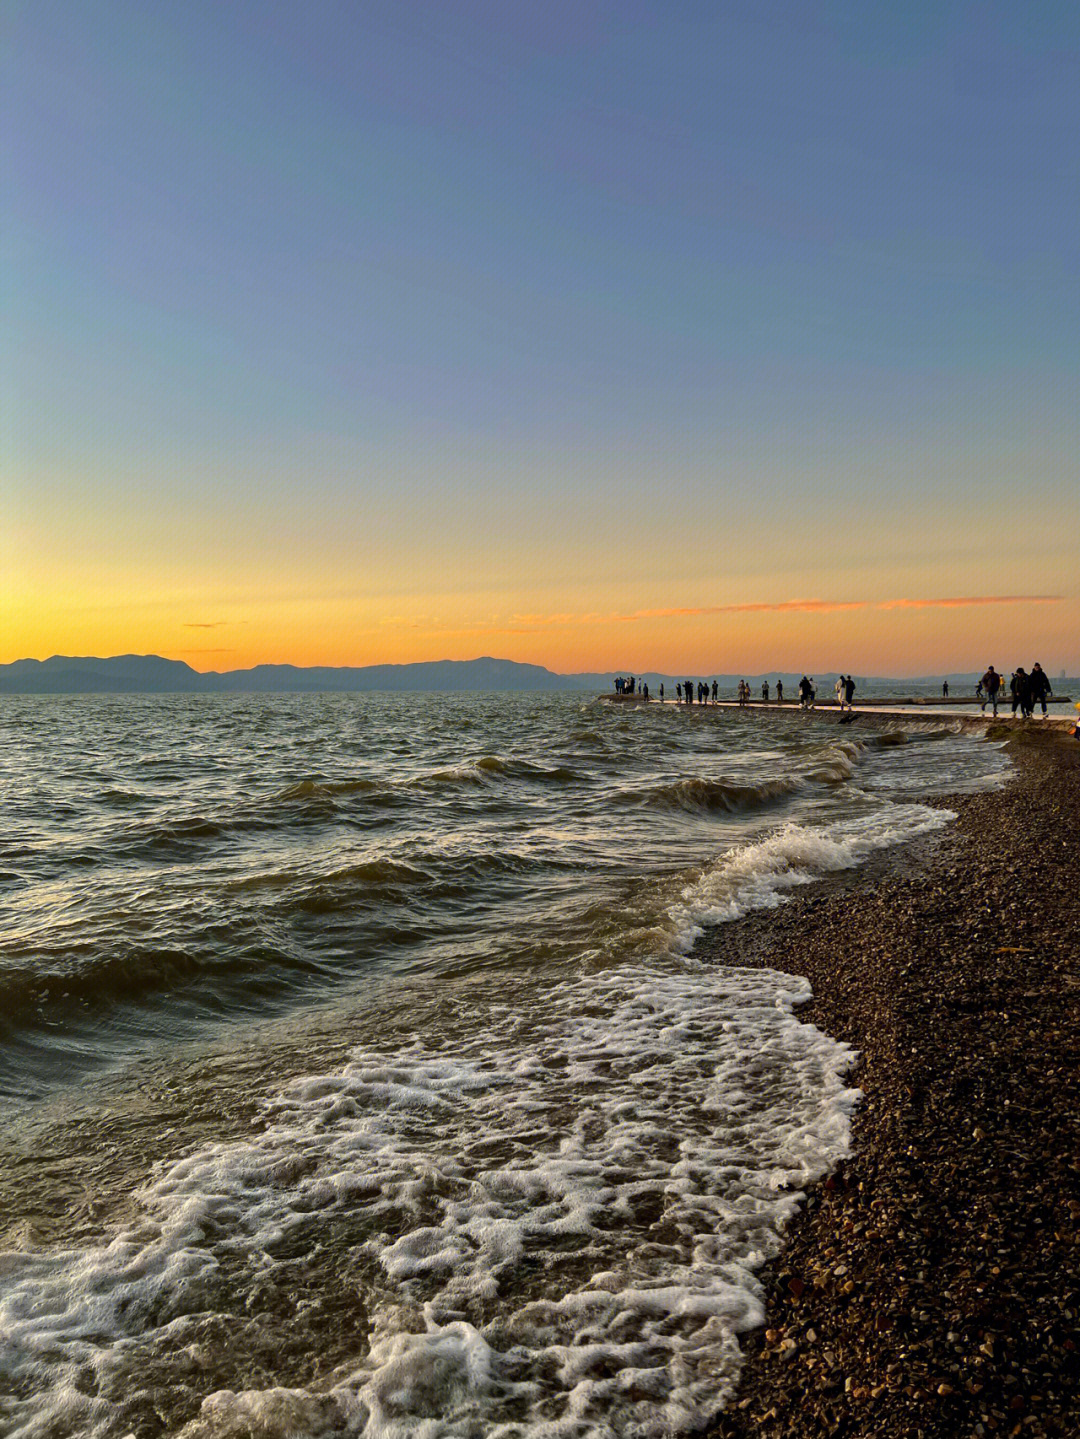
[6,1,1078,675]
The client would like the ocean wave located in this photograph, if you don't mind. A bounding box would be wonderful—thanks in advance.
[475,755,579,782]
[0,928,329,1037]
[870,729,909,748]
[623,774,803,813]
[96,788,145,807]
[128,815,226,848]
[806,739,864,784]
[270,777,384,802]
[667,801,953,949]
[0,944,209,1023]
[228,856,430,895]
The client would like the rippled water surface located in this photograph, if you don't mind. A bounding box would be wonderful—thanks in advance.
[0,692,1008,1437]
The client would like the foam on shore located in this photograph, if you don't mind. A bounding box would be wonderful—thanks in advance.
[0,963,857,1438]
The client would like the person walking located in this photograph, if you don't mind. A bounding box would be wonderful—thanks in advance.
[1029,663,1053,717]
[980,665,1001,717]
[844,673,856,709]
[798,675,811,708]
[834,675,845,709]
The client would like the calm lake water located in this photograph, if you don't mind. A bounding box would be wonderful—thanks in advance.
[0,692,1009,1437]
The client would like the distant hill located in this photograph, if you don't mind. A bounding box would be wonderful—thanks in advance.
[0,654,586,695]
[0,654,204,693]
[0,655,1072,696]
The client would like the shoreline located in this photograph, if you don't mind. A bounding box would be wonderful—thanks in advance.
[702,726,1080,1437]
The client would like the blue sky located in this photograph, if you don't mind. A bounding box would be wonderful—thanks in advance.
[5,1,1078,671]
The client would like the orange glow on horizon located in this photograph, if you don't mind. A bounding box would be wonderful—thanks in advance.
[2,591,1075,678]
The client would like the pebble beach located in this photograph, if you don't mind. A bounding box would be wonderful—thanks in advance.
[704,721,1080,1438]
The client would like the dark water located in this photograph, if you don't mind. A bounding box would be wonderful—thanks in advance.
[0,693,1008,1437]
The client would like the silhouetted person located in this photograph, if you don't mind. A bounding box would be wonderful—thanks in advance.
[1011,668,1032,718]
[1029,663,1052,717]
[942,680,949,697]
[776,680,783,703]
[844,674,855,708]
[762,680,769,701]
[798,675,812,708]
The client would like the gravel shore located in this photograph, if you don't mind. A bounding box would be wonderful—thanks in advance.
[704,723,1080,1439]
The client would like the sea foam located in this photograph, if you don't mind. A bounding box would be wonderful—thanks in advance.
[0,964,857,1438]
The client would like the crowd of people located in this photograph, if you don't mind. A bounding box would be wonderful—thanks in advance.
[611,666,1061,722]
[976,663,1054,718]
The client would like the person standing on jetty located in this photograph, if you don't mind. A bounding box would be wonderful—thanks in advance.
[762,680,769,701]
[980,665,1002,716]
[776,679,783,703]
[1029,662,1053,717]
[798,675,812,708]
[1011,667,1032,718]
[834,675,845,709]
[943,680,949,697]
[844,673,856,709]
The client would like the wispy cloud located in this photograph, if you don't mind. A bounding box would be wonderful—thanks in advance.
[503,596,1061,629]
[396,595,1061,635]
[877,596,1061,610]
[183,621,228,629]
